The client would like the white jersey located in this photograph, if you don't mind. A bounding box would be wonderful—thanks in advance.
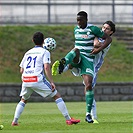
[19,46,57,100]
[20,46,51,83]
[92,38,111,88]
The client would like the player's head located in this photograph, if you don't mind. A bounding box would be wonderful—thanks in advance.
[77,11,88,29]
[33,31,44,46]
[102,21,115,36]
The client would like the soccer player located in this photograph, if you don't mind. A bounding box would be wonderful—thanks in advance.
[91,20,115,122]
[52,11,112,123]
[11,31,80,126]
[53,20,115,123]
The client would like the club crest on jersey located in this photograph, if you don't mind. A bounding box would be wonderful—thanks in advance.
[87,31,90,35]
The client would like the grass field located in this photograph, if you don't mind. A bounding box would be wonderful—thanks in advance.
[0,26,133,83]
[0,101,132,133]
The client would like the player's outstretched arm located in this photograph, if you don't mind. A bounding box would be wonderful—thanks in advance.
[94,37,102,48]
[91,33,112,54]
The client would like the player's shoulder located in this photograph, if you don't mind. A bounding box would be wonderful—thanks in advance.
[89,25,103,36]
[42,48,51,56]
[26,47,49,54]
[87,23,93,27]
[74,25,79,30]
[36,47,50,55]
[24,47,33,55]
[87,24,100,32]
[88,24,99,30]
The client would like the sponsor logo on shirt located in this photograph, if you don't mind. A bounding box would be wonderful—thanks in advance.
[75,34,88,39]
[23,76,38,82]
[86,68,94,75]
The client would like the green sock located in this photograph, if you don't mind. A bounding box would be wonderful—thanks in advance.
[64,50,76,65]
[85,90,94,114]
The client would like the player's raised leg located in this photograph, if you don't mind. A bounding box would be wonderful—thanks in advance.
[52,48,80,75]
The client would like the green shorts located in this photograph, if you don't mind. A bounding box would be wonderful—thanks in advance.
[71,54,94,77]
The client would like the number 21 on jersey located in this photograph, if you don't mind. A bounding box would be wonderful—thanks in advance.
[26,56,37,69]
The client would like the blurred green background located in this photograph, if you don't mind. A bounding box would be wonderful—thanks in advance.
[0,25,133,83]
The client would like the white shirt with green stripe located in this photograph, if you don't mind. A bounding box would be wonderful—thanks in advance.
[74,24,104,60]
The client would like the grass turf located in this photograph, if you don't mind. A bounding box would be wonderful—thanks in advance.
[0,101,132,133]
[0,26,133,83]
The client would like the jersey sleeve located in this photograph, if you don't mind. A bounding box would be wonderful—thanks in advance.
[90,26,104,38]
[43,50,51,64]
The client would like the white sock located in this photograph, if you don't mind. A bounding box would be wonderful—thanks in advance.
[13,101,25,123]
[86,112,90,116]
[63,65,69,72]
[91,99,97,119]
[55,98,71,120]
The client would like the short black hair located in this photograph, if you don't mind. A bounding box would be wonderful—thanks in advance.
[33,31,44,45]
[103,21,116,34]
[77,11,88,20]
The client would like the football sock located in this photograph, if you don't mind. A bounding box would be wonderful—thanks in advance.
[55,98,71,120]
[85,90,94,114]
[64,50,76,65]
[63,65,69,72]
[91,99,97,119]
[13,101,25,123]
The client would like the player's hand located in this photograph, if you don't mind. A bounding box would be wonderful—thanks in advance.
[51,82,56,92]
[94,42,102,48]
[90,47,101,54]
[94,37,102,48]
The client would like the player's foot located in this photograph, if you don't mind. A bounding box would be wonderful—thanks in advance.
[85,114,93,123]
[66,118,80,125]
[11,122,19,126]
[52,60,60,76]
[59,58,66,74]
[93,119,99,124]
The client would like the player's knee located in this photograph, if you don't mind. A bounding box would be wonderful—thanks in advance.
[85,83,92,91]
[21,98,27,104]
[73,48,80,63]
[53,92,61,100]
[74,48,80,55]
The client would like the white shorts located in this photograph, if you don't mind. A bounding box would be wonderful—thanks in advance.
[20,79,57,100]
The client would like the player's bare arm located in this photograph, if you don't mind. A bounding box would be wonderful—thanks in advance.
[101,32,112,49]
[44,63,55,90]
[94,37,102,48]
[91,33,112,54]
[20,67,24,74]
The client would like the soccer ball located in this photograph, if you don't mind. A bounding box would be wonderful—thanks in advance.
[43,37,56,51]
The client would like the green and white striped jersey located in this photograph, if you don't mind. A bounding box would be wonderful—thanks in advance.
[74,24,104,59]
